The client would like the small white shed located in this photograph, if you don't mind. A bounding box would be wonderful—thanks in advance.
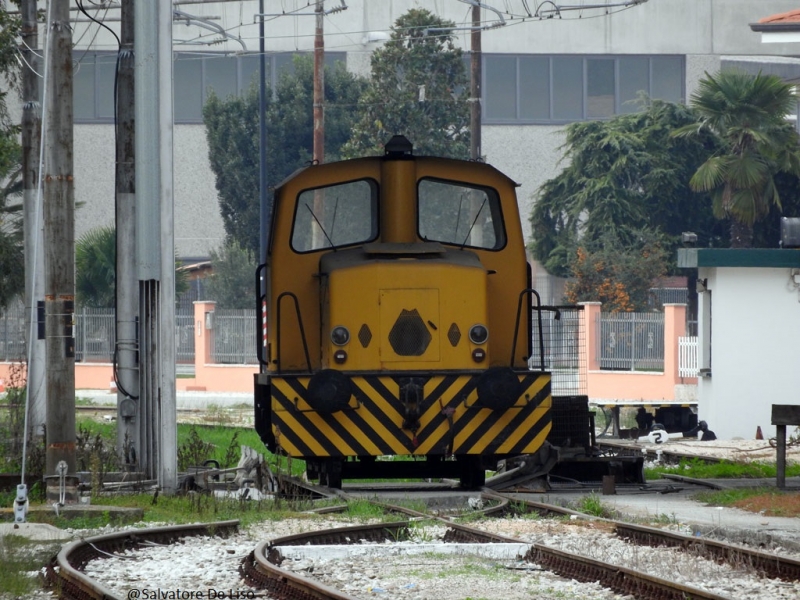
[678,248,800,440]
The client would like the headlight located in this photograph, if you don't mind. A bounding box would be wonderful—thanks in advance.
[469,324,489,345]
[331,325,350,346]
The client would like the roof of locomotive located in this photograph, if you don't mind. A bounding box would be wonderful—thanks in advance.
[271,136,520,192]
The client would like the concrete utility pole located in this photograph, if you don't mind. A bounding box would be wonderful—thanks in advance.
[134,0,177,492]
[20,0,46,437]
[258,0,269,261]
[116,0,139,466]
[313,0,325,165]
[470,3,482,161]
[43,0,76,484]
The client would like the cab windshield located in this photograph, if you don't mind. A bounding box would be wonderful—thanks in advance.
[417,178,505,250]
[291,179,378,252]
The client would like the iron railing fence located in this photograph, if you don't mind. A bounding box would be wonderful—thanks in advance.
[530,305,587,396]
[597,311,664,371]
[648,287,689,307]
[1,304,197,364]
[176,309,195,363]
[210,309,258,364]
[1,303,690,378]
[75,307,116,362]
[678,336,699,377]
[0,299,25,362]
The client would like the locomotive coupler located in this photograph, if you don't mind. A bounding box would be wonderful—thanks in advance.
[399,377,424,439]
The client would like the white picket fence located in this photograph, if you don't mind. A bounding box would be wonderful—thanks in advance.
[678,336,699,377]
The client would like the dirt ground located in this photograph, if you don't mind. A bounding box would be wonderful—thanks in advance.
[729,492,800,518]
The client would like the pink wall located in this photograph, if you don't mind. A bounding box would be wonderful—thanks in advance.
[580,302,696,402]
[0,302,694,401]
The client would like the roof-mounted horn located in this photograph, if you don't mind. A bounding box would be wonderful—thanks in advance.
[384,135,413,158]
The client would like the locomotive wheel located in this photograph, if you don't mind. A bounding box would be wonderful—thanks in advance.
[457,455,485,490]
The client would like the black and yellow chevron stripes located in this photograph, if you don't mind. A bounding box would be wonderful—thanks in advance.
[271,372,551,458]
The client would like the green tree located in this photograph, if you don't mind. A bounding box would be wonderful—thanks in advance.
[564,230,670,312]
[675,69,800,248]
[341,8,470,159]
[76,226,116,307]
[76,226,188,307]
[0,2,22,309]
[0,122,22,310]
[203,240,256,310]
[203,55,366,256]
[530,99,724,278]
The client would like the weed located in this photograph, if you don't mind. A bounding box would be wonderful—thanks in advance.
[345,498,388,520]
[177,427,216,471]
[574,492,610,518]
[0,534,61,597]
[76,422,119,475]
[221,431,241,469]
[203,404,232,425]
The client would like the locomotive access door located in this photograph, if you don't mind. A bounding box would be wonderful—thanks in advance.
[379,289,440,363]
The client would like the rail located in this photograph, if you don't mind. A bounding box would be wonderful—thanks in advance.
[45,520,239,600]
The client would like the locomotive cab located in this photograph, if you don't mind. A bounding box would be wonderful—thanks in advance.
[255,136,552,488]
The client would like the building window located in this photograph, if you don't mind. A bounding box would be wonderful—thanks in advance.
[699,288,711,376]
[482,54,684,124]
[73,51,346,124]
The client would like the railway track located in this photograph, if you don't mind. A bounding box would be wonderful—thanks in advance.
[43,479,800,600]
[597,440,725,465]
[44,520,239,600]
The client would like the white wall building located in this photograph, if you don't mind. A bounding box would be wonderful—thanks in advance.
[679,248,800,440]
[10,0,795,262]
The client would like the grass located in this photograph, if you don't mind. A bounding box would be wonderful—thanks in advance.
[645,457,800,481]
[573,492,615,518]
[0,534,61,598]
[72,417,306,477]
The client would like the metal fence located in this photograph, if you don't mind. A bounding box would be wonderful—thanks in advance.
[530,305,587,396]
[0,303,197,364]
[648,287,689,307]
[211,309,258,364]
[0,300,25,362]
[597,311,664,371]
[75,307,116,362]
[678,336,699,377]
[176,309,195,363]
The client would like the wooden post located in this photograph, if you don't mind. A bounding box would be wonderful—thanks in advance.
[776,424,786,490]
[771,404,800,490]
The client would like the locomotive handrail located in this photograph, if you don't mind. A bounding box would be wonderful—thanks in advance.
[511,288,545,370]
[276,291,313,373]
[255,263,268,366]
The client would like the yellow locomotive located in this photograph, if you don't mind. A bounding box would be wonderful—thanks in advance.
[255,136,554,488]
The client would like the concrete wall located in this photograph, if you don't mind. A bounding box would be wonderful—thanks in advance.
[581,302,694,404]
[697,267,800,440]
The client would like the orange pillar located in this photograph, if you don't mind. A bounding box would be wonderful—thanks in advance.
[580,302,601,372]
[193,301,216,387]
[663,303,686,385]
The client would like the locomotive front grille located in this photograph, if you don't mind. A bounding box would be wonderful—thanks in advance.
[388,309,431,356]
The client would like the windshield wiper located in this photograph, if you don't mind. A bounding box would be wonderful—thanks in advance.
[459,197,487,250]
[304,203,337,251]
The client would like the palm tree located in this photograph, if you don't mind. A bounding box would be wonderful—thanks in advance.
[76,226,190,307]
[76,226,117,307]
[675,69,800,247]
